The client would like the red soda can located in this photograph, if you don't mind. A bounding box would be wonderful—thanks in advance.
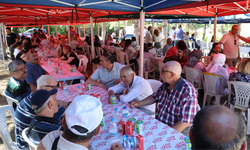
[126,121,134,136]
[136,134,144,150]
[59,82,63,90]
[118,120,125,135]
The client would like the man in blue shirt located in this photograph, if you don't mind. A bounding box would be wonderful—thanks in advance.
[25,51,47,92]
[5,60,31,102]
[174,25,184,46]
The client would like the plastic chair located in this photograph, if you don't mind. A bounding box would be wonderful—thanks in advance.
[22,128,37,150]
[79,57,88,72]
[188,41,194,50]
[202,72,227,108]
[157,61,165,82]
[183,66,203,91]
[119,51,129,65]
[201,56,210,66]
[144,58,155,79]
[146,79,162,113]
[115,47,121,63]
[0,105,18,150]
[2,91,19,107]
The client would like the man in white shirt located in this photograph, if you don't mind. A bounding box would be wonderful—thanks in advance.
[145,26,153,44]
[108,66,155,114]
[119,27,125,42]
[144,26,148,37]
[168,26,176,46]
[219,25,240,67]
[14,41,23,58]
[86,53,124,90]
[37,95,103,150]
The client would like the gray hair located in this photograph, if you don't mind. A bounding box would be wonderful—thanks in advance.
[120,66,134,75]
[8,60,23,73]
[32,97,52,114]
[37,75,57,90]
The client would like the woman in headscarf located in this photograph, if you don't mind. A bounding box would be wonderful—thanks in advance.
[188,50,206,72]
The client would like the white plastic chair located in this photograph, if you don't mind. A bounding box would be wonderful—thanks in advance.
[78,57,88,72]
[22,128,37,150]
[189,41,195,50]
[0,105,18,150]
[2,91,19,107]
[201,56,210,66]
[146,79,162,113]
[144,58,155,79]
[157,61,165,82]
[115,47,121,63]
[202,72,227,108]
[183,66,203,91]
[119,51,129,65]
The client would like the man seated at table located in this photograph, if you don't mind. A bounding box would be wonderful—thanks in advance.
[108,66,155,114]
[27,89,62,145]
[190,105,247,150]
[148,43,156,55]
[130,61,198,135]
[208,42,223,61]
[37,95,103,150]
[5,60,31,102]
[86,53,124,90]
[25,51,47,92]
[163,38,172,56]
[15,75,66,149]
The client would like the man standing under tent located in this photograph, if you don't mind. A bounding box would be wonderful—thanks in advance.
[174,25,184,46]
[6,27,18,61]
[119,27,125,42]
[168,26,176,47]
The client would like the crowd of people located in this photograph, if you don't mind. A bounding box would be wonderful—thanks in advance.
[3,24,250,150]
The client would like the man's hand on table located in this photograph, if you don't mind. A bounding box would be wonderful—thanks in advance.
[130,101,140,109]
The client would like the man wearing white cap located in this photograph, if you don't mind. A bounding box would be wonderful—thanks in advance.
[37,95,103,150]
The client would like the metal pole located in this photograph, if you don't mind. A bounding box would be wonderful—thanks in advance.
[78,25,81,37]
[67,20,70,44]
[97,23,99,37]
[213,8,217,43]
[56,24,58,41]
[152,18,154,35]
[208,20,211,47]
[118,20,120,41]
[163,19,167,46]
[0,23,6,68]
[48,25,50,37]
[84,24,85,38]
[90,16,95,59]
[139,10,145,77]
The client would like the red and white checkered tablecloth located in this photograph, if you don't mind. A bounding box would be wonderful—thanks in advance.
[40,60,84,82]
[56,84,187,150]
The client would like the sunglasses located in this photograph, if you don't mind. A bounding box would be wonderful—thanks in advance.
[234,39,236,45]
[14,66,27,72]
[44,85,59,89]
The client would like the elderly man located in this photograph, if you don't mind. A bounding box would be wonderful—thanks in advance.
[27,89,62,145]
[108,66,154,114]
[219,25,240,67]
[15,75,66,149]
[86,53,123,90]
[25,51,47,92]
[163,38,172,56]
[37,95,103,150]
[130,61,198,134]
[190,105,247,149]
[145,26,153,44]
[5,60,31,102]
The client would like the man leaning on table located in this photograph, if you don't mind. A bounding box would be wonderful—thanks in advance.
[86,53,123,90]
[108,66,155,115]
[219,25,240,67]
[25,51,47,92]
[130,61,199,135]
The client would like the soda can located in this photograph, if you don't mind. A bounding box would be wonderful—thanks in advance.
[128,118,136,130]
[59,82,63,90]
[70,66,73,72]
[135,120,143,134]
[184,137,192,150]
[55,68,58,74]
[87,84,91,91]
[126,121,134,136]
[136,134,144,150]
[100,114,105,126]
[111,95,117,104]
[118,120,125,135]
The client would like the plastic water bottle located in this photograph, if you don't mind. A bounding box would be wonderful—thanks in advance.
[114,108,120,124]
[73,65,77,73]
[109,118,118,137]
[59,65,62,74]
[48,58,51,65]
[77,86,82,95]
[80,77,85,84]
[122,106,130,118]
[225,63,229,68]
[63,81,68,94]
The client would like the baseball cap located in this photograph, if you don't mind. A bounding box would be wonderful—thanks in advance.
[65,95,103,136]
[30,89,57,110]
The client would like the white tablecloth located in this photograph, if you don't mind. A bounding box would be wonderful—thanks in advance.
[40,60,84,82]
[37,49,57,58]
[56,84,187,149]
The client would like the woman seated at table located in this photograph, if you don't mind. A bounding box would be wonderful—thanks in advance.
[120,39,126,49]
[94,35,101,47]
[229,58,250,108]
[187,50,206,72]
[105,35,114,46]
[206,53,228,94]
[208,42,223,61]
[60,45,79,68]
[123,39,136,63]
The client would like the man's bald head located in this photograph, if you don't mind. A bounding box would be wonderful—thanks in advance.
[120,66,134,75]
[164,61,182,77]
[191,105,246,149]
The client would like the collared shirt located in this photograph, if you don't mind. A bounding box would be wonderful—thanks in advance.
[219,32,239,58]
[91,62,124,88]
[28,116,62,145]
[109,75,154,112]
[41,130,89,150]
[174,28,184,40]
[145,31,152,44]
[5,77,31,102]
[15,94,65,149]
[25,62,46,86]
[153,77,198,127]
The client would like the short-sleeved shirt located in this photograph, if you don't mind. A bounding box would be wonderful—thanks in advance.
[5,77,31,102]
[119,29,123,38]
[145,31,153,44]
[219,32,239,58]
[7,33,17,47]
[25,62,47,87]
[174,28,184,40]
[27,116,62,145]
[91,62,124,88]
[15,94,65,149]
[153,77,198,126]
[168,29,175,41]
[63,52,79,68]
[163,44,171,56]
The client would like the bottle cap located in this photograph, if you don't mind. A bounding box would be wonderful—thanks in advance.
[123,106,127,109]
[63,80,66,82]
[115,108,118,111]
[78,86,80,88]
[111,118,114,122]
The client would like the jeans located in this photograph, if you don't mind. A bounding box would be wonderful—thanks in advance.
[9,46,15,60]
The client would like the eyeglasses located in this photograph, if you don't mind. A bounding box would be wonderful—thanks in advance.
[162,69,173,74]
[234,39,236,45]
[14,66,27,72]
[44,85,59,89]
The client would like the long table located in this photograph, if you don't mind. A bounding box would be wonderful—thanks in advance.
[56,84,187,149]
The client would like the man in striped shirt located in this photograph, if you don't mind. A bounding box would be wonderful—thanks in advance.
[15,75,66,149]
[27,89,62,145]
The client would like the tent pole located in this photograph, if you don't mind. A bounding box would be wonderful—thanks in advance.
[48,25,50,37]
[97,22,99,37]
[118,19,120,42]
[0,23,6,68]
[139,9,145,77]
[67,20,70,44]
[84,24,85,38]
[213,8,217,43]
[162,19,167,46]
[56,24,58,41]
[102,22,106,43]
[78,25,81,37]
[208,20,211,47]
[90,16,95,59]
[152,18,154,35]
